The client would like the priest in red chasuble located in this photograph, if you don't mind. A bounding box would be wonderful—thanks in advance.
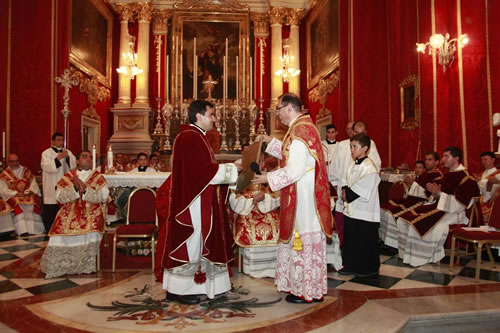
[41,151,108,279]
[252,93,335,303]
[161,100,238,305]
[0,153,44,236]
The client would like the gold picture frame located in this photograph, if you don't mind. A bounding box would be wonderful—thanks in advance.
[306,0,340,90]
[399,74,419,130]
[69,0,113,87]
[171,8,250,102]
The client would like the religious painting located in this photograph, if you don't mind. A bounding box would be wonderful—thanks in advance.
[306,0,339,90]
[182,21,239,99]
[69,0,113,87]
[400,74,419,130]
[172,10,250,102]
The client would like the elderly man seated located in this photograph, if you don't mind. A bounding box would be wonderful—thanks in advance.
[41,150,108,278]
[0,153,45,237]
[229,156,280,278]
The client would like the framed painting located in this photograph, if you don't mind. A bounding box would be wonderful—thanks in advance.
[399,74,419,130]
[306,0,339,90]
[172,10,250,101]
[69,0,113,87]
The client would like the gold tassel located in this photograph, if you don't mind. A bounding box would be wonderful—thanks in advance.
[292,229,303,251]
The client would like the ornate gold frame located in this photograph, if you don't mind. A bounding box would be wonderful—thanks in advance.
[171,7,250,102]
[69,0,113,87]
[399,74,419,130]
[306,0,340,90]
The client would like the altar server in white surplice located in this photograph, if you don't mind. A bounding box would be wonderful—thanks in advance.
[129,153,158,173]
[41,132,76,232]
[331,121,381,247]
[0,154,45,236]
[340,134,381,277]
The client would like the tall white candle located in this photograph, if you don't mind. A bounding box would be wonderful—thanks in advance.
[92,144,96,170]
[107,145,113,169]
[2,131,5,159]
[236,56,239,103]
[166,54,169,103]
[193,37,197,100]
[223,55,226,108]
[180,41,183,103]
[250,56,253,101]
[242,38,245,100]
[158,36,161,98]
[260,46,263,100]
[175,36,178,101]
[225,38,228,100]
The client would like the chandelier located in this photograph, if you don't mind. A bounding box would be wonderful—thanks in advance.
[116,35,143,79]
[275,38,300,82]
[416,33,469,72]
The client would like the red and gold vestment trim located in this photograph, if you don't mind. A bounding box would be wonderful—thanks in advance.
[0,167,40,215]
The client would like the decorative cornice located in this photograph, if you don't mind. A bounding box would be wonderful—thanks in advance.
[114,3,135,22]
[71,70,111,120]
[251,12,269,37]
[309,72,339,118]
[173,0,249,12]
[152,9,171,34]
[268,6,286,25]
[135,2,154,21]
[285,8,304,26]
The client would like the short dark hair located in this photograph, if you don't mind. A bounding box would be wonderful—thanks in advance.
[188,100,214,124]
[279,93,302,112]
[444,146,463,163]
[76,150,91,160]
[350,133,371,150]
[415,160,425,167]
[137,152,148,160]
[425,151,440,161]
[51,132,64,141]
[353,121,367,131]
[326,124,337,131]
[480,151,496,159]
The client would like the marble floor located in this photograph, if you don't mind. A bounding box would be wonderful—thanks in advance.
[1,234,500,332]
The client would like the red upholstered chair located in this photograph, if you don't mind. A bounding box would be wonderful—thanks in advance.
[449,195,500,282]
[112,187,158,272]
[388,181,406,202]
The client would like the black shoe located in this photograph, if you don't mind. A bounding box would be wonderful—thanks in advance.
[313,297,324,303]
[166,293,200,305]
[285,294,308,304]
[354,271,379,278]
[327,264,336,273]
[337,267,354,275]
[20,233,29,238]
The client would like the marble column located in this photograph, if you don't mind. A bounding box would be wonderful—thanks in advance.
[286,8,304,96]
[268,7,285,108]
[114,3,134,108]
[133,2,154,107]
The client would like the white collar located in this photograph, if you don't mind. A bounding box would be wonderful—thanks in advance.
[190,123,206,135]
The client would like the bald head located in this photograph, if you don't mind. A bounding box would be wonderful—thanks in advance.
[7,153,20,170]
[346,121,355,138]
[352,121,368,136]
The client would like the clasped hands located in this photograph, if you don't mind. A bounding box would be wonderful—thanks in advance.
[252,191,265,205]
[74,176,87,196]
[57,150,69,160]
[426,182,441,197]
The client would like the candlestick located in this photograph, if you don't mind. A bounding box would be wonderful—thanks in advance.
[157,35,161,98]
[242,38,245,100]
[92,144,96,170]
[107,145,113,170]
[166,55,169,103]
[225,38,228,100]
[180,40,183,104]
[250,56,253,101]
[175,36,178,101]
[223,56,226,109]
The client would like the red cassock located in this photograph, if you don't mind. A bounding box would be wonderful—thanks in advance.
[159,125,234,274]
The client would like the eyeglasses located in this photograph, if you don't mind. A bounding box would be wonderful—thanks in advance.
[276,105,286,112]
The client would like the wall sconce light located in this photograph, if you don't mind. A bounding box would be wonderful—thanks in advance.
[416,33,469,72]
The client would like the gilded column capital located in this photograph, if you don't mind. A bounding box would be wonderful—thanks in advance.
[251,12,269,37]
[268,6,285,25]
[114,3,135,22]
[285,8,305,26]
[135,2,154,22]
[153,9,171,34]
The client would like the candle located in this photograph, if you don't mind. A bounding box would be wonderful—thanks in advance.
[166,54,169,103]
[92,144,96,170]
[180,40,183,104]
[158,36,161,98]
[107,145,113,170]
[193,37,197,100]
[250,56,253,101]
[175,36,178,101]
[223,55,226,108]
[242,38,245,100]
[225,38,228,102]
[236,55,239,103]
[2,131,5,160]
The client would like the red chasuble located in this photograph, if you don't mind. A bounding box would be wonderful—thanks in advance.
[400,169,479,237]
[382,170,442,216]
[279,114,333,243]
[162,125,234,270]
[49,170,106,236]
[0,167,40,216]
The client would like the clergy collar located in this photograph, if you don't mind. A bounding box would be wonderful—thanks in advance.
[449,164,465,172]
[190,123,206,135]
[355,156,368,165]
[138,166,148,171]
[52,146,63,153]
[326,139,337,145]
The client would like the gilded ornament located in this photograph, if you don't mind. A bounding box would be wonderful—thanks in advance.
[135,2,154,22]
[309,72,338,118]
[71,70,111,120]
[285,8,305,26]
[251,12,269,37]
[268,7,286,25]
[152,9,171,34]
[118,117,145,130]
[173,0,249,12]
[114,3,135,22]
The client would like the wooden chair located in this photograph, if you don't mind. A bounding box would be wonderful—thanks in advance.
[449,195,500,282]
[112,187,158,272]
